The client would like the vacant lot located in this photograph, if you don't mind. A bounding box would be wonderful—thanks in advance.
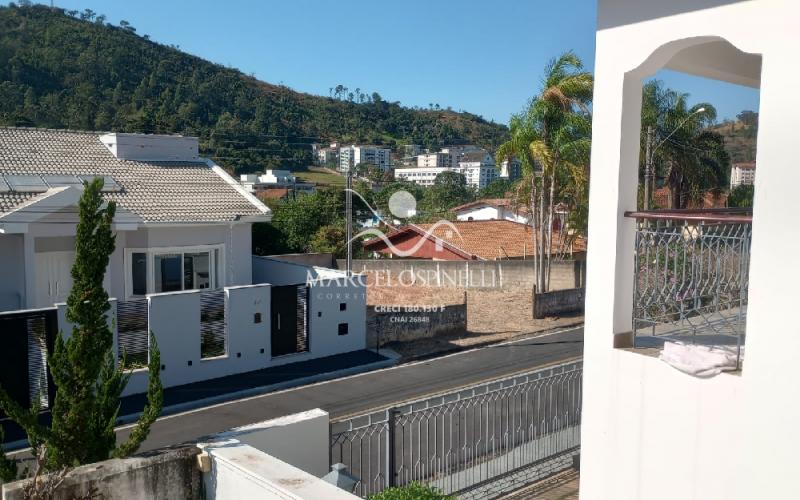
[295,166,345,186]
[367,275,583,358]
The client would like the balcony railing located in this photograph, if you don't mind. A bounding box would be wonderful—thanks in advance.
[624,209,752,367]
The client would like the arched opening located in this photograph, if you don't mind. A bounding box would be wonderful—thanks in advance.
[623,37,761,371]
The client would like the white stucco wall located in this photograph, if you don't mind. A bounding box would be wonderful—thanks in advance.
[0,235,25,310]
[582,1,800,499]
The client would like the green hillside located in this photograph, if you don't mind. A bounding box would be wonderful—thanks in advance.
[0,4,508,173]
[710,112,758,164]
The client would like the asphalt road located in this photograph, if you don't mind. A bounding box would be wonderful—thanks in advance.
[123,326,584,452]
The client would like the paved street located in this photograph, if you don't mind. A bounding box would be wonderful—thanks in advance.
[124,326,583,452]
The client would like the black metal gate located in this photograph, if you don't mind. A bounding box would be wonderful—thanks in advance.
[270,285,309,357]
[0,307,58,413]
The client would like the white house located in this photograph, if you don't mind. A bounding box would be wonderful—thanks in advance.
[0,127,370,399]
[393,166,447,186]
[240,169,314,195]
[416,152,449,168]
[452,198,529,223]
[581,1,798,499]
[0,128,270,311]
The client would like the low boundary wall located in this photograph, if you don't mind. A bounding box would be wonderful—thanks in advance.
[367,303,467,348]
[533,288,585,319]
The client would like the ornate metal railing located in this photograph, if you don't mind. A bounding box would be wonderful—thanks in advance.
[330,361,582,498]
[626,209,752,365]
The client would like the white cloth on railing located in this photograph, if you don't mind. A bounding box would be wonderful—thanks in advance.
[659,341,740,377]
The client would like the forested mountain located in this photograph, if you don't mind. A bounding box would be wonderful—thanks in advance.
[0,4,508,173]
[711,110,758,163]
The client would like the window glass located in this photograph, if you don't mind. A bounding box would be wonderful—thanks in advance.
[131,252,147,295]
[184,252,211,290]
[154,253,182,293]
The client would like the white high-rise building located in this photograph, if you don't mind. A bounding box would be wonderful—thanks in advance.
[730,161,756,188]
[338,145,393,172]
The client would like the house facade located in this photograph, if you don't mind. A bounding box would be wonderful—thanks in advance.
[0,128,269,311]
[730,160,756,188]
[581,1,798,499]
[453,198,529,224]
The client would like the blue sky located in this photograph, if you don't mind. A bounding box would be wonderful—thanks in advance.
[17,0,759,124]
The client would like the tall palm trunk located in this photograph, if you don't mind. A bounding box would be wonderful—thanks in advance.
[544,157,558,292]
[530,172,541,292]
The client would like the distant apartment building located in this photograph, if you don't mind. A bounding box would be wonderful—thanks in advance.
[338,145,392,172]
[500,158,522,181]
[730,161,756,188]
[442,144,481,167]
[458,150,498,189]
[395,151,497,189]
[402,144,423,157]
[316,147,338,166]
[417,152,450,168]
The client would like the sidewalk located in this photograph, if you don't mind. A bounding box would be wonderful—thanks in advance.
[499,469,580,500]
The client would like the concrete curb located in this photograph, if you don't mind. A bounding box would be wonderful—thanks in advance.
[4,350,401,453]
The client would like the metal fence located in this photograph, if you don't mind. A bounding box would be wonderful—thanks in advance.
[117,298,149,369]
[627,210,752,366]
[0,307,58,412]
[330,361,583,498]
[200,290,226,358]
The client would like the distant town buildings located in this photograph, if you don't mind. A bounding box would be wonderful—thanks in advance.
[338,145,393,173]
[730,161,755,188]
[395,147,498,189]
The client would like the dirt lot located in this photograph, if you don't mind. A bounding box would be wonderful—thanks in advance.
[367,278,583,359]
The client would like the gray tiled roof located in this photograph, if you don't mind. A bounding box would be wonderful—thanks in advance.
[0,127,266,223]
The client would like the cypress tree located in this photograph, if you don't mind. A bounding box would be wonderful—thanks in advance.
[0,178,163,475]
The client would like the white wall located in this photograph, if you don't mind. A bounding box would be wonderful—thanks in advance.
[0,234,25,310]
[213,408,329,477]
[203,441,357,500]
[122,259,367,396]
[582,1,800,499]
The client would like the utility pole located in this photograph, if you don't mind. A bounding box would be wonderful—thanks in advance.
[346,166,353,276]
[644,125,654,210]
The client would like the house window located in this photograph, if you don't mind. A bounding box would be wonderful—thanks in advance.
[339,303,347,311]
[338,323,349,335]
[125,245,224,298]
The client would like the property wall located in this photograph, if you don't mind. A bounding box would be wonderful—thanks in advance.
[203,441,356,500]
[266,252,335,268]
[213,408,330,477]
[0,235,25,311]
[533,288,585,319]
[343,259,586,290]
[582,2,800,499]
[1,445,201,500]
[366,303,467,347]
[123,284,271,396]
[123,259,366,396]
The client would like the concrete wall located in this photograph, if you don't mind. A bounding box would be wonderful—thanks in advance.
[267,252,336,268]
[342,259,586,290]
[123,258,366,396]
[533,288,585,319]
[582,1,800,499]
[203,441,356,500]
[367,303,467,347]
[1,445,201,500]
[123,284,271,396]
[212,408,330,477]
[0,235,25,311]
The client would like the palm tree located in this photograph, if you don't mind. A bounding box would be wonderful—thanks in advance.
[640,81,729,208]
[496,51,593,292]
